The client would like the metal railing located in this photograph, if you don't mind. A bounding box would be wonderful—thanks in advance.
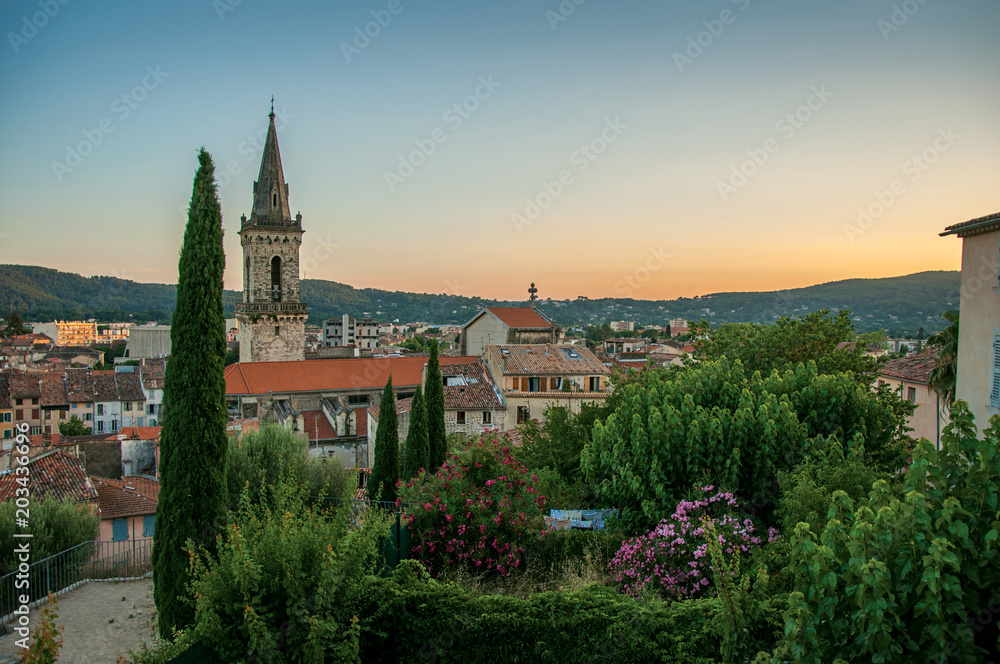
[0,538,153,628]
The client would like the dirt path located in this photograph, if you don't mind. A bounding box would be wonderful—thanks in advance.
[0,578,157,664]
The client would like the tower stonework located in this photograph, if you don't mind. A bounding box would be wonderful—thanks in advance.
[235,108,309,363]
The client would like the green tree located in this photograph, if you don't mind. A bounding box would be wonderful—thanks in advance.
[225,423,307,514]
[515,402,607,486]
[0,497,99,576]
[58,416,90,436]
[425,340,446,470]
[224,343,239,366]
[926,309,959,409]
[369,376,399,503]
[582,358,911,529]
[152,149,229,638]
[3,313,27,336]
[401,385,429,480]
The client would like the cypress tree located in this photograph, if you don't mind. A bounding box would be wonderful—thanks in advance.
[152,149,229,638]
[369,376,399,503]
[425,340,447,469]
[401,385,429,479]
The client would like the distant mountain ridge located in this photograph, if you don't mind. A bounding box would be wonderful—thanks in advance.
[0,264,960,335]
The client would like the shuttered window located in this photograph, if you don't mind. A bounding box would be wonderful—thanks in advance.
[991,332,1000,409]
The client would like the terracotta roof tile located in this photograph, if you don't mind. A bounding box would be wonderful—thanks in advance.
[115,371,145,402]
[482,307,552,329]
[486,345,607,376]
[224,355,476,395]
[8,372,41,400]
[93,476,159,519]
[106,427,162,441]
[0,450,98,504]
[40,372,68,408]
[879,352,937,384]
[940,211,1000,237]
[65,369,97,403]
[441,361,504,410]
[369,397,413,423]
[299,410,337,441]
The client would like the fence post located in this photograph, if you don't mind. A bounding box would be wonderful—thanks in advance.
[46,558,51,596]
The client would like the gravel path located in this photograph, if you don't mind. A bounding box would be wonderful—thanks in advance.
[0,578,157,664]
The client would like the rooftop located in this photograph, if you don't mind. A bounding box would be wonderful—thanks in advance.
[940,211,1000,237]
[441,360,505,410]
[93,476,159,519]
[477,307,552,330]
[879,352,937,384]
[486,344,607,376]
[0,450,98,504]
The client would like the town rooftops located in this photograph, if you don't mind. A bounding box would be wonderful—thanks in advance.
[879,352,937,384]
[486,344,607,375]
[466,307,552,330]
[224,355,477,396]
[40,372,68,408]
[7,372,41,399]
[107,427,162,441]
[368,397,414,423]
[940,211,1000,237]
[0,450,98,504]
[299,410,337,441]
[65,369,97,402]
[441,360,504,410]
[93,476,159,519]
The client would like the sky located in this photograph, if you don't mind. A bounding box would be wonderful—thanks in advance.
[0,0,997,301]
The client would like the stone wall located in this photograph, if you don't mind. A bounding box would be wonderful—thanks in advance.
[238,315,306,363]
[242,232,303,304]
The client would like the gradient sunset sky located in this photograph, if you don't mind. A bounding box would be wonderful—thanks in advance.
[1,0,997,301]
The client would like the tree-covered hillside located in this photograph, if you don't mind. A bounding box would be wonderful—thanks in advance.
[0,264,960,335]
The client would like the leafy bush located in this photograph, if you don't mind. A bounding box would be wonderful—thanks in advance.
[399,433,546,577]
[225,423,307,513]
[20,595,63,664]
[514,402,608,486]
[302,455,351,502]
[609,487,777,600]
[582,358,909,530]
[187,477,389,663]
[0,497,99,576]
[775,402,1000,663]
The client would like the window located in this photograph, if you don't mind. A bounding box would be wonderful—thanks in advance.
[143,515,155,537]
[527,377,541,393]
[275,326,280,335]
[29,426,41,435]
[516,406,530,424]
[15,410,22,421]
[97,404,105,416]
[112,518,128,542]
[44,425,51,434]
[31,398,38,405]
[482,411,491,424]
[456,411,466,425]
[137,417,144,427]
[3,430,10,439]
[348,395,369,406]
[589,376,601,391]
[84,413,92,422]
[16,399,22,406]
[124,402,132,412]
[147,404,156,415]
[96,421,105,433]
[991,332,1000,409]
[906,387,916,403]
[31,409,39,420]
[271,256,282,302]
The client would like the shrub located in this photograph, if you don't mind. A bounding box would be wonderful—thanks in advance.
[0,497,99,576]
[399,433,546,577]
[609,487,777,601]
[187,477,389,663]
[20,595,63,664]
[776,402,1000,663]
[302,455,351,502]
[225,423,307,513]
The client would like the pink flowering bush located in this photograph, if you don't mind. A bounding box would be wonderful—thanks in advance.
[608,486,779,600]
[398,432,546,577]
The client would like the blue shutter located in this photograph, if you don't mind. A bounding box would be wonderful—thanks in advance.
[991,333,1000,409]
[112,518,128,541]
[143,515,155,537]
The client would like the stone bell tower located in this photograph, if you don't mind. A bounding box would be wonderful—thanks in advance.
[235,104,309,363]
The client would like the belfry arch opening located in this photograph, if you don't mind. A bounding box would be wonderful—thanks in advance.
[271,256,282,302]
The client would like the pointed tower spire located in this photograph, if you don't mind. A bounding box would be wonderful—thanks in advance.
[249,103,292,226]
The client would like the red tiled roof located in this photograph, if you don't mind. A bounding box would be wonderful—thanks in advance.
[8,371,41,400]
[369,397,413,423]
[880,352,937,384]
[486,345,608,376]
[106,427,162,441]
[483,307,552,329]
[442,360,504,410]
[0,450,98,504]
[40,372,68,407]
[299,410,337,441]
[93,476,159,519]
[224,355,477,395]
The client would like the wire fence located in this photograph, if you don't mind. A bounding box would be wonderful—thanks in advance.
[0,538,153,628]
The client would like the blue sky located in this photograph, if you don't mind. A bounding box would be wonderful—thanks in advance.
[1,0,997,300]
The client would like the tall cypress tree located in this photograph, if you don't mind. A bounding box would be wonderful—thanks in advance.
[425,341,447,469]
[369,376,399,503]
[152,149,229,638]
[401,385,429,479]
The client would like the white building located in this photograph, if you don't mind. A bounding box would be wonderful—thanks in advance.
[322,315,379,350]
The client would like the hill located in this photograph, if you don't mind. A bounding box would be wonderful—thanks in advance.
[0,264,960,336]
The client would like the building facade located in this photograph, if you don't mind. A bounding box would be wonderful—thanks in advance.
[323,315,380,350]
[236,108,309,363]
[941,212,1000,429]
[460,307,556,357]
[879,352,944,447]
[32,321,98,346]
